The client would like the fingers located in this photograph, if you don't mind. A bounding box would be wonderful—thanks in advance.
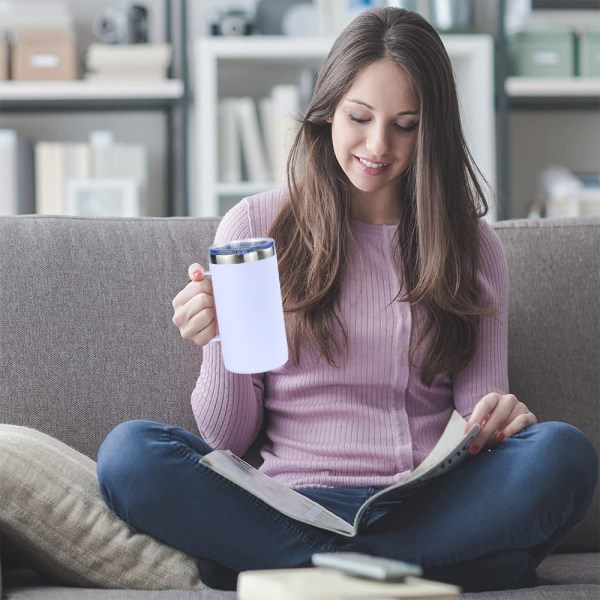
[500,408,537,440]
[465,392,500,433]
[172,264,212,309]
[172,264,217,347]
[466,393,536,455]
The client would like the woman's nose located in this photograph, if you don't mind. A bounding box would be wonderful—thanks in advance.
[366,124,390,157]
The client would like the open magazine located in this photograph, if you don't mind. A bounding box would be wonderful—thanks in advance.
[200,411,479,537]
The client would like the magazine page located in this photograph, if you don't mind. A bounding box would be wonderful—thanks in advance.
[201,411,478,537]
[200,450,355,536]
[351,411,479,530]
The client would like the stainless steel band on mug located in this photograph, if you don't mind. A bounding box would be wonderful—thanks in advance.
[208,237,275,265]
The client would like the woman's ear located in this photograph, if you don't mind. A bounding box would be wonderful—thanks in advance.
[326,116,333,123]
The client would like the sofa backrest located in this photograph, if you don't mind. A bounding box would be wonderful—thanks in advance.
[493,217,599,552]
[0,215,219,460]
[0,215,598,552]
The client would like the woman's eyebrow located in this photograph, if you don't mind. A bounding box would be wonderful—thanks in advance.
[346,98,418,116]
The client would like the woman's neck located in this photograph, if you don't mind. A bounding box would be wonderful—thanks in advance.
[350,197,400,225]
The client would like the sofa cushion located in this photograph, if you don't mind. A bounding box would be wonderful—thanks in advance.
[0,424,204,590]
[1,569,235,599]
[536,553,600,585]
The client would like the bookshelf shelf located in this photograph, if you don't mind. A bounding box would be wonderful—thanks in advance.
[505,77,600,109]
[0,80,185,110]
[193,35,497,219]
[506,77,600,97]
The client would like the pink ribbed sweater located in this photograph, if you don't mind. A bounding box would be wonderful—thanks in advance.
[191,188,509,489]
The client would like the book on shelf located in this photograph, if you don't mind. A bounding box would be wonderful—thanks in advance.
[34,139,148,216]
[234,96,271,183]
[237,568,461,600]
[201,411,479,537]
[0,129,34,215]
[218,97,242,182]
[84,43,172,81]
[35,142,91,215]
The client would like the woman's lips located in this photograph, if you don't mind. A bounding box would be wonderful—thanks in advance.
[355,156,390,175]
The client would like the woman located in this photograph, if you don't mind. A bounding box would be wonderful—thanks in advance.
[97,7,598,592]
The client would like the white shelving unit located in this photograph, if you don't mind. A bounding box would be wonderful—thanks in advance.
[506,77,600,98]
[1,0,190,216]
[0,80,184,105]
[193,35,497,219]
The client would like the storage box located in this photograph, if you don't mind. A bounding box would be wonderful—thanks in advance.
[579,30,600,78]
[12,29,76,81]
[510,29,575,77]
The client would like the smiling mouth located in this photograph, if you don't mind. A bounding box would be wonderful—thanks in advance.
[357,157,389,169]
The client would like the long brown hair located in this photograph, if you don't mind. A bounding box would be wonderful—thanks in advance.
[269,7,491,386]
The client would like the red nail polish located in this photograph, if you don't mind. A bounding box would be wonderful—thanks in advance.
[469,444,480,455]
[496,432,505,442]
[192,269,202,279]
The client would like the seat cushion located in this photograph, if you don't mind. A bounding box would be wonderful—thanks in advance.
[0,424,204,590]
[536,553,600,586]
[1,569,235,599]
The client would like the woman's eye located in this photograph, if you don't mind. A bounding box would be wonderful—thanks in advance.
[349,114,369,124]
[395,122,418,133]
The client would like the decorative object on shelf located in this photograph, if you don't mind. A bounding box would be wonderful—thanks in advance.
[128,4,149,44]
[510,26,575,77]
[67,178,140,217]
[208,9,254,36]
[282,2,322,36]
[531,166,600,218]
[84,42,172,81]
[12,29,77,81]
[93,0,149,44]
[255,0,313,35]
[429,0,475,33]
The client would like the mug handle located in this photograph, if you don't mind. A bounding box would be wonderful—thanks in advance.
[202,271,221,343]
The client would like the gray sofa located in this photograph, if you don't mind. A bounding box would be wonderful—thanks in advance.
[0,214,598,599]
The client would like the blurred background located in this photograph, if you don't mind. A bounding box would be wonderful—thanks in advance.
[0,0,598,221]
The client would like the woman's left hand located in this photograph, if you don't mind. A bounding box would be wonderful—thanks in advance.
[465,393,537,455]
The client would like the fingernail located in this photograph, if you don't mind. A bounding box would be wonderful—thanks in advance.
[469,444,480,455]
[192,269,202,279]
[496,432,505,442]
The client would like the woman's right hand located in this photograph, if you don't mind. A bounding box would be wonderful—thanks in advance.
[171,263,218,347]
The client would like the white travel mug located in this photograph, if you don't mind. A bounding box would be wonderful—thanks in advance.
[206,237,288,374]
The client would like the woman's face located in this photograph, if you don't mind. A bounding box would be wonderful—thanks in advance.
[330,58,419,223]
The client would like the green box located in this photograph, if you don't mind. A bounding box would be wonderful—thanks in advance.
[510,29,575,77]
[579,30,600,78]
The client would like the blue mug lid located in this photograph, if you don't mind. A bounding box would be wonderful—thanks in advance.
[208,237,275,264]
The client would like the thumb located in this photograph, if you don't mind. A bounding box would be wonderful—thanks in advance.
[188,263,205,281]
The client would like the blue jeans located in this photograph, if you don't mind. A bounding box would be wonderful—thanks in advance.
[97,421,597,592]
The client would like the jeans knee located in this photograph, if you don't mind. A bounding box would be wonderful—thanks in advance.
[96,419,158,512]
[534,422,598,502]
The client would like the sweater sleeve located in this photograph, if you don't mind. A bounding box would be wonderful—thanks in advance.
[453,220,510,418]
[190,198,265,456]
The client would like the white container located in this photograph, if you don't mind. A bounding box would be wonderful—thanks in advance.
[208,237,288,374]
